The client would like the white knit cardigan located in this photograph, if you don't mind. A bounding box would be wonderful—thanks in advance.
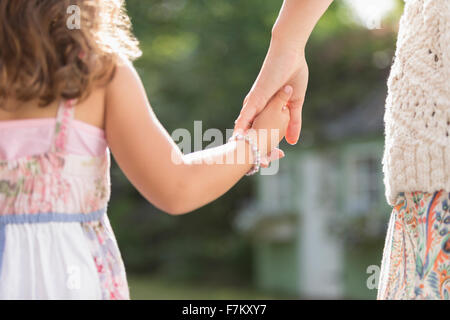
[383,0,450,205]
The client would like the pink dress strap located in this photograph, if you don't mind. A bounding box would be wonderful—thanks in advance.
[51,99,76,154]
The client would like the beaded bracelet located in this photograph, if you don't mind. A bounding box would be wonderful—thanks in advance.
[229,133,261,176]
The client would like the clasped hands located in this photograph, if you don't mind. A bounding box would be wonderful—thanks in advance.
[233,39,309,167]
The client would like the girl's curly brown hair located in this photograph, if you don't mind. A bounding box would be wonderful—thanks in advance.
[0,0,142,109]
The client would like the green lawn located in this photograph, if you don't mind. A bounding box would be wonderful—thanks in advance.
[127,275,287,300]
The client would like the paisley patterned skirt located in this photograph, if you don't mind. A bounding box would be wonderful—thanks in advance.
[378,191,450,299]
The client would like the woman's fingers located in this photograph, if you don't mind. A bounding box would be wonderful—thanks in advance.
[286,100,303,145]
[285,64,308,145]
[270,148,285,161]
[260,148,285,168]
[260,156,270,168]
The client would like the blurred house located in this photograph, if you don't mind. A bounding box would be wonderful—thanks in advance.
[234,88,392,299]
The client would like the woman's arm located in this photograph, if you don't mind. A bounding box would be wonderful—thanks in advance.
[105,60,291,215]
[271,0,334,48]
[235,0,333,145]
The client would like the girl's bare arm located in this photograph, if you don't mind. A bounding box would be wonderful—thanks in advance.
[105,61,291,215]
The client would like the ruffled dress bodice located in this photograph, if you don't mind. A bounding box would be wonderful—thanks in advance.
[0,100,129,299]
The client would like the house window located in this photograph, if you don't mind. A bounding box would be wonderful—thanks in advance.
[349,156,381,215]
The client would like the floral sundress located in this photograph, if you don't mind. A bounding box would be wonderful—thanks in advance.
[0,99,129,299]
[378,191,450,299]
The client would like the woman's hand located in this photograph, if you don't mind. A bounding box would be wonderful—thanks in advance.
[234,0,332,148]
[235,39,309,146]
[249,85,292,157]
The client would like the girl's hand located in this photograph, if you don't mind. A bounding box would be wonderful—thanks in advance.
[249,85,292,158]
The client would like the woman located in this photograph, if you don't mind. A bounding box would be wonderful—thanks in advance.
[235,0,450,299]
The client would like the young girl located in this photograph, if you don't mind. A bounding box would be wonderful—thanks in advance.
[0,1,291,299]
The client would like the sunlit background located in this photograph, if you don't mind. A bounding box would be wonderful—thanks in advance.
[345,0,396,29]
[110,0,404,299]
